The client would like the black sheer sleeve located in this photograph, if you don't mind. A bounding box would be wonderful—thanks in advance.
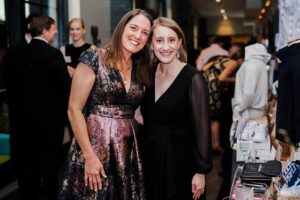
[189,71,213,174]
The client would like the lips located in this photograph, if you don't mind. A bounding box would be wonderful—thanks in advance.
[129,39,140,46]
[159,51,173,56]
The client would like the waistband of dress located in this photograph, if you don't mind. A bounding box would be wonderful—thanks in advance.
[91,105,134,119]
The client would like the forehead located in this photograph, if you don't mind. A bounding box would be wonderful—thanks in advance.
[70,21,82,28]
[126,14,151,31]
[153,25,177,38]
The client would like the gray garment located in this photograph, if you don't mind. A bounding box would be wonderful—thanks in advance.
[232,43,271,121]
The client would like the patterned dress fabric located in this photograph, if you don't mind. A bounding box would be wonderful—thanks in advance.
[203,56,230,119]
[59,48,145,200]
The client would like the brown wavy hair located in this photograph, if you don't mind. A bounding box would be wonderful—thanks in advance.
[104,9,153,87]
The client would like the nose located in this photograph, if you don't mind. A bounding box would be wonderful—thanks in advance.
[134,31,142,40]
[162,41,169,50]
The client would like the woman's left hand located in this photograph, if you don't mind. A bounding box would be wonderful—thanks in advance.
[191,173,205,200]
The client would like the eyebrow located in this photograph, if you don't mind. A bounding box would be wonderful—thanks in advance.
[129,23,150,32]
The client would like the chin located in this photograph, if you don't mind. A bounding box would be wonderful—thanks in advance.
[128,47,143,54]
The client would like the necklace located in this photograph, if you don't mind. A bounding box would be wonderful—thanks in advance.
[120,70,128,85]
[119,65,132,85]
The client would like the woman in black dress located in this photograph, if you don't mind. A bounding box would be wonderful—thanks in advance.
[140,17,212,200]
[60,18,96,77]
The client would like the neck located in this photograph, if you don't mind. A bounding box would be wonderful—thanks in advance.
[73,39,85,47]
[118,58,132,71]
[158,58,182,74]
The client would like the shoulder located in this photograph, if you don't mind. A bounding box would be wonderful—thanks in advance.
[185,64,207,83]
[184,64,199,76]
[78,48,105,72]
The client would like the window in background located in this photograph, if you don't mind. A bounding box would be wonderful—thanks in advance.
[0,0,5,21]
[24,0,59,47]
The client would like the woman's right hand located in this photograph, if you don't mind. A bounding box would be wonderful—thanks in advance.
[84,154,107,191]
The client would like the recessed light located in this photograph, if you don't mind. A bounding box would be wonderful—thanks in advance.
[220,9,225,14]
[265,0,271,7]
[216,0,221,2]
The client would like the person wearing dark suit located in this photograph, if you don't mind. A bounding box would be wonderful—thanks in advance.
[3,13,40,180]
[5,15,71,200]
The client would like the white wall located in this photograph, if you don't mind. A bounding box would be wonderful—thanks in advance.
[79,0,111,47]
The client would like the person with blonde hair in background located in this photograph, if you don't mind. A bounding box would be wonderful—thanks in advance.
[60,18,96,77]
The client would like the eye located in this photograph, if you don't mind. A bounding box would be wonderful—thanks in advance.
[129,25,138,31]
[156,38,163,43]
[143,31,149,36]
[169,38,176,43]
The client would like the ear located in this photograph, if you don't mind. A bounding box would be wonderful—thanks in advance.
[178,38,182,50]
[42,28,48,37]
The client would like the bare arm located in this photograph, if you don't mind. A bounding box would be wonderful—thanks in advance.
[218,59,238,83]
[60,46,75,77]
[134,106,143,125]
[202,61,213,72]
[68,63,95,158]
[68,63,106,191]
[60,46,66,56]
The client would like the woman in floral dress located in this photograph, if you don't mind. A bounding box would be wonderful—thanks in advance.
[59,9,153,200]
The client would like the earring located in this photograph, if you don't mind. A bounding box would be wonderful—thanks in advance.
[176,51,180,59]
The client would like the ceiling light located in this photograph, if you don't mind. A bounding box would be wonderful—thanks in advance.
[223,14,228,20]
[265,0,271,7]
[260,8,266,14]
[220,9,225,14]
[258,15,263,20]
[216,0,221,2]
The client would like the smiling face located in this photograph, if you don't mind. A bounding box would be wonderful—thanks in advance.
[151,25,182,64]
[69,20,85,42]
[121,14,151,57]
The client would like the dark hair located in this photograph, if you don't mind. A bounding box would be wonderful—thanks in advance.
[24,13,40,33]
[150,17,187,65]
[104,9,153,87]
[213,36,231,50]
[29,15,55,37]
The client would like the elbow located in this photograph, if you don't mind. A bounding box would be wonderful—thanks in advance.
[218,76,225,82]
[67,105,77,123]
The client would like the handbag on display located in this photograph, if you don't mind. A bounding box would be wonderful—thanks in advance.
[240,160,282,184]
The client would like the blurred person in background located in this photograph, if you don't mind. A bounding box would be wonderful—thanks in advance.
[196,36,229,71]
[6,15,71,200]
[60,18,96,77]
